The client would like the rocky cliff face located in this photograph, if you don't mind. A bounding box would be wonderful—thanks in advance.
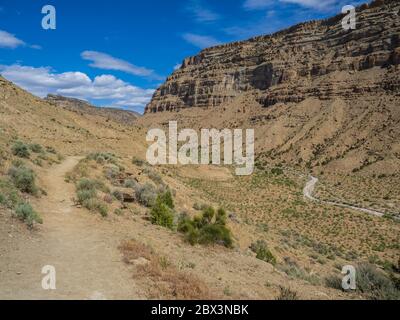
[145,0,400,114]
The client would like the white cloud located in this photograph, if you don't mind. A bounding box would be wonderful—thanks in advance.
[0,29,41,50]
[243,0,356,11]
[186,0,220,22]
[243,0,272,10]
[174,63,182,70]
[281,0,339,10]
[0,64,155,111]
[224,9,285,39]
[81,50,163,80]
[182,33,221,49]
[0,30,25,49]
[30,44,42,50]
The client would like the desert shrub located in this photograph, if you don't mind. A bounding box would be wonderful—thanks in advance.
[114,208,123,216]
[158,189,174,209]
[8,166,38,195]
[57,153,65,161]
[87,152,117,164]
[76,178,97,192]
[215,208,227,225]
[278,257,320,285]
[250,240,277,265]
[33,158,43,167]
[271,167,284,175]
[29,143,43,153]
[276,287,298,300]
[150,196,174,229]
[178,207,233,248]
[94,180,109,193]
[132,156,145,167]
[0,193,5,205]
[193,202,202,211]
[135,183,158,207]
[76,178,108,217]
[82,198,108,217]
[144,167,163,185]
[390,274,400,291]
[98,205,108,217]
[104,166,121,181]
[76,178,108,193]
[45,146,57,154]
[356,263,400,300]
[112,190,124,201]
[192,202,211,211]
[197,224,232,247]
[325,275,343,290]
[77,189,97,204]
[0,179,21,208]
[11,159,25,168]
[96,155,105,164]
[11,141,30,158]
[124,179,138,189]
[14,202,43,228]
[65,159,88,182]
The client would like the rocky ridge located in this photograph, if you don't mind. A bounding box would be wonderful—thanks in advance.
[45,94,140,125]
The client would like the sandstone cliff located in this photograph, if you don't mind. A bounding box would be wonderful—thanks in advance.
[145,0,399,114]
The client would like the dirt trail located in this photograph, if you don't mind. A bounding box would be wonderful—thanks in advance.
[0,157,143,300]
[304,176,385,218]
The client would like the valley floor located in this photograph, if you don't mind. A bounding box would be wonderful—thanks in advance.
[0,157,359,300]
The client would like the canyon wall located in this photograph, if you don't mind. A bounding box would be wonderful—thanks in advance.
[145,0,400,114]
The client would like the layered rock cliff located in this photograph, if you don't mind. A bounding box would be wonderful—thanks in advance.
[145,0,399,114]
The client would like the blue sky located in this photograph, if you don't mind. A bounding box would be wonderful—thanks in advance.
[0,0,366,113]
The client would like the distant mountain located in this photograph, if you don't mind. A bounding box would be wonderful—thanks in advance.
[45,94,140,125]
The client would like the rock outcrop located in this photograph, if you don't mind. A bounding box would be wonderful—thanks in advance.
[145,0,400,114]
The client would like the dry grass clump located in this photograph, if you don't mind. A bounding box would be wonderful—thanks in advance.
[119,239,154,263]
[119,239,212,299]
[275,286,299,300]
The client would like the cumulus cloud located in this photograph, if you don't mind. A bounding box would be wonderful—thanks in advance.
[81,50,162,80]
[182,33,221,49]
[0,64,155,111]
[186,0,220,22]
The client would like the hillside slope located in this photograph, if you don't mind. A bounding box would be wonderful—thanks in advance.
[45,94,140,125]
[0,76,146,156]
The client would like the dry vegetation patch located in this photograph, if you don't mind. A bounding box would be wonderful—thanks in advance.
[119,239,213,299]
